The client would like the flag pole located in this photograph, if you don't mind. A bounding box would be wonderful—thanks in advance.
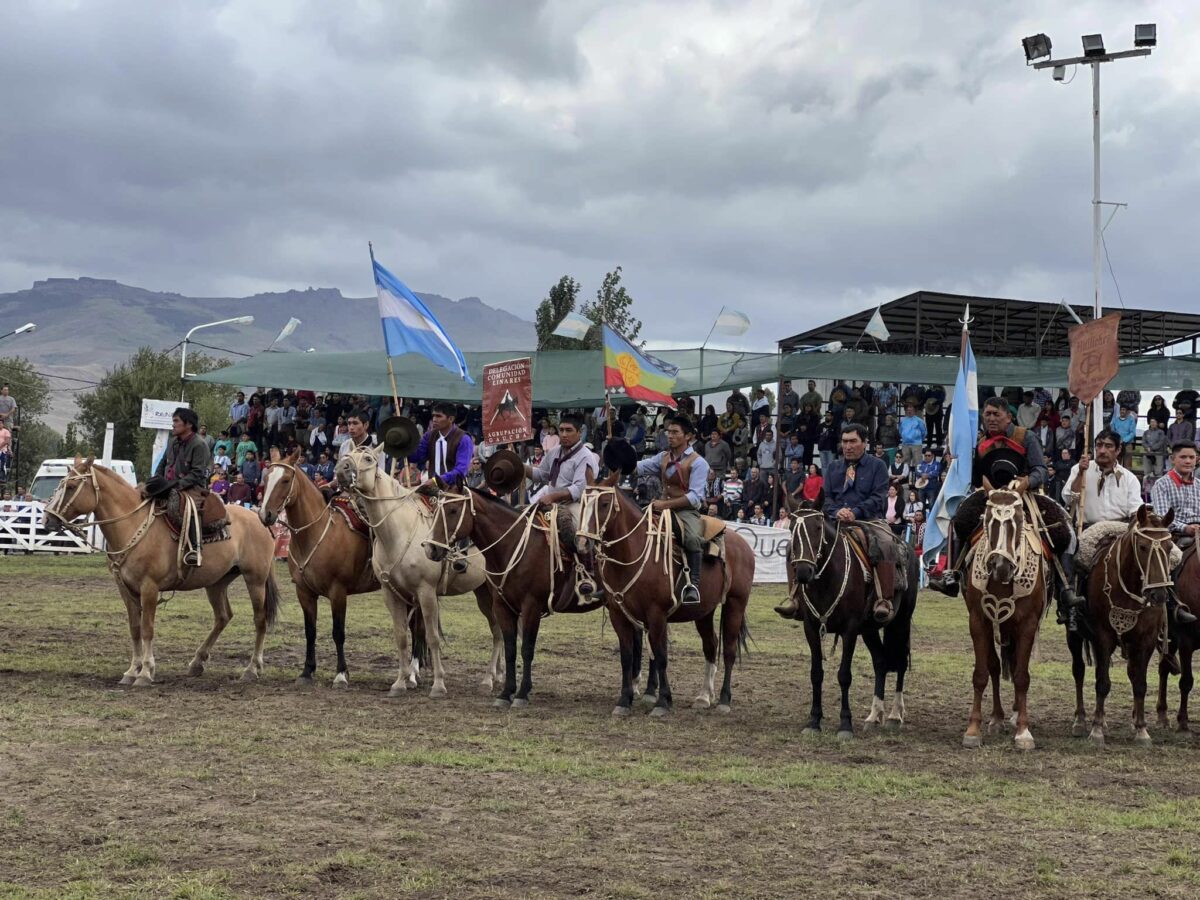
[698,307,723,419]
[369,241,403,418]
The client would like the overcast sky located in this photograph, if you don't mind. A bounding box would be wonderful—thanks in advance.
[1,0,1195,349]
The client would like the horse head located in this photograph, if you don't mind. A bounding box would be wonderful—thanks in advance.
[1127,505,1176,606]
[424,484,471,562]
[335,445,383,496]
[981,489,1024,586]
[259,447,301,527]
[788,508,829,584]
[43,455,97,532]
[576,482,627,559]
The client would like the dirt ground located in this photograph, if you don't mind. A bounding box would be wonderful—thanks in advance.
[1,555,1198,899]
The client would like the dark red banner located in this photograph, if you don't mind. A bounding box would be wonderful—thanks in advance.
[482,357,533,445]
[1068,312,1122,405]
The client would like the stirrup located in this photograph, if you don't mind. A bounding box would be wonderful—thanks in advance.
[681,583,701,605]
[774,597,800,619]
[872,598,894,622]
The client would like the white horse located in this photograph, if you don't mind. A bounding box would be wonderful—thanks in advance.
[335,445,501,697]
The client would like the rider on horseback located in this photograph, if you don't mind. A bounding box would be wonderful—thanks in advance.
[927,397,1076,611]
[409,402,475,571]
[526,412,602,598]
[146,407,223,567]
[634,414,709,605]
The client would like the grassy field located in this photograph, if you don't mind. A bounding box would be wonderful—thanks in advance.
[1,554,1198,899]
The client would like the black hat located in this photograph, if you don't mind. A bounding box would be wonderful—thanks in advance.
[603,438,638,476]
[484,449,525,495]
[378,416,420,458]
[174,407,199,429]
[979,446,1026,488]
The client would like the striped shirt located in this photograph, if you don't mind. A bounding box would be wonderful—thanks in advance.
[1151,471,1200,536]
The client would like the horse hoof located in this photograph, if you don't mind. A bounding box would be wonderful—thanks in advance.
[715,704,732,715]
[639,693,657,708]
[387,686,407,698]
[511,698,529,709]
[240,670,259,683]
[295,674,315,687]
[1089,731,1106,747]
[1015,736,1036,751]
[187,663,204,677]
[987,719,1007,735]
[962,734,982,749]
[612,705,632,718]
[429,685,448,700]
[331,673,348,689]
[1156,715,1170,729]
[118,674,136,686]
[836,729,854,742]
[1133,732,1153,748]
[631,687,643,700]
[133,674,154,688]
[1176,723,1192,735]
[493,698,512,709]
[801,727,821,737]
[648,706,670,719]
[1071,721,1088,738]
[884,717,902,731]
[692,696,711,710]
[479,677,495,691]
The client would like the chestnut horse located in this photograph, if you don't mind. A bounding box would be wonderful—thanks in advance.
[425,485,632,708]
[1156,544,1199,735]
[961,489,1050,751]
[577,484,754,718]
[786,509,917,739]
[43,458,280,686]
[1069,506,1176,747]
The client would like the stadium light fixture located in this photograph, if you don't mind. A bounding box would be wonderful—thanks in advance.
[1022,33,1053,62]
[179,316,256,401]
[1082,33,1106,57]
[1134,24,1156,48]
[0,322,37,341]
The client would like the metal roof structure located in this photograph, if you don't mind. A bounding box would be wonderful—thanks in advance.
[778,291,1200,358]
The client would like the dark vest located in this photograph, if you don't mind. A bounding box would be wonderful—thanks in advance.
[659,451,696,501]
[426,426,465,479]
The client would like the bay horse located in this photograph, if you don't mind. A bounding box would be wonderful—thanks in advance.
[1156,543,1199,735]
[1069,506,1176,747]
[961,489,1050,751]
[786,509,917,739]
[577,483,754,718]
[258,448,387,687]
[425,485,628,708]
[335,445,501,698]
[43,458,280,686]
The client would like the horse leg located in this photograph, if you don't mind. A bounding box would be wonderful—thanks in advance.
[1069,630,1089,737]
[647,612,672,718]
[716,597,746,714]
[133,581,159,687]
[835,631,858,740]
[493,600,519,708]
[474,586,503,692]
[295,584,319,685]
[1090,639,1113,746]
[641,627,660,706]
[887,623,909,729]
[802,622,824,734]
[329,586,350,688]
[963,607,991,748]
[383,586,413,697]
[630,626,645,700]
[610,610,639,717]
[190,580,235,677]
[986,635,1005,733]
[512,599,542,706]
[116,581,142,685]
[1011,616,1037,751]
[242,574,271,681]
[692,611,718,709]
[1178,641,1194,734]
[415,583,447,699]
[1129,640,1154,747]
[860,626,887,727]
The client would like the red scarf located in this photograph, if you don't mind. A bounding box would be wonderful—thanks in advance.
[1169,469,1195,487]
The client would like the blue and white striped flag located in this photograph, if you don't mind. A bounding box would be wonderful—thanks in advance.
[373,258,473,384]
[922,322,978,567]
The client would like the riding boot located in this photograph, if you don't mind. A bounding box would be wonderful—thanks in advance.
[927,541,967,598]
[1057,552,1083,613]
[773,592,800,619]
[452,538,470,573]
[1168,593,1198,625]
[681,549,703,605]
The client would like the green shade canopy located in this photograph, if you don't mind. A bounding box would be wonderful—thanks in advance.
[188,347,1200,405]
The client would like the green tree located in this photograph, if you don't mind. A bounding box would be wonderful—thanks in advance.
[74,347,231,479]
[579,266,642,349]
[0,357,54,490]
[534,275,582,351]
[0,355,51,420]
[57,422,91,457]
[11,421,61,490]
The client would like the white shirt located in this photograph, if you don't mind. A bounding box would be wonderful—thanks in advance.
[338,434,385,471]
[1061,463,1143,527]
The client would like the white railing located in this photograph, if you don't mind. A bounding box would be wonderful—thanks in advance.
[0,501,102,554]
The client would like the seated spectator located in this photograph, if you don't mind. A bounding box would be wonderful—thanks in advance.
[213,445,232,472]
[697,404,718,439]
[773,508,791,529]
[749,504,769,526]
[876,414,900,463]
[888,453,910,489]
[210,469,230,499]
[916,449,942,507]
[1169,409,1196,445]
[885,484,904,535]
[800,463,824,505]
[1111,405,1137,466]
[227,472,253,506]
[734,507,748,524]
[903,489,923,526]
[315,451,335,484]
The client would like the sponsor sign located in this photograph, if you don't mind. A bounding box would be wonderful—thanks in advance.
[483,358,533,445]
[727,522,791,583]
[140,399,187,430]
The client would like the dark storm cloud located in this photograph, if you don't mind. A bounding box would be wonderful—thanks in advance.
[0,0,1195,346]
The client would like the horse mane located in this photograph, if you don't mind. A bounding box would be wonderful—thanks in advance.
[465,486,523,521]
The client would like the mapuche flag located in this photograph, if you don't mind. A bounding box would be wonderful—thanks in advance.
[602,324,679,408]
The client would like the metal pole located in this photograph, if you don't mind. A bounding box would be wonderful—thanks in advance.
[179,339,188,402]
[1091,61,1103,440]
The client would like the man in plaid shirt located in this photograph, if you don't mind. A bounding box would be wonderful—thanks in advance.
[1150,440,1199,630]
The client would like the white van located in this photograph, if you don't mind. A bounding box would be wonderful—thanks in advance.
[30,459,138,502]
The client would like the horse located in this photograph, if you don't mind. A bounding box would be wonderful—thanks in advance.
[961,488,1050,751]
[1156,542,1199,735]
[786,509,917,739]
[1069,505,1176,747]
[258,448,383,687]
[334,445,501,698]
[576,483,754,718]
[42,458,280,686]
[424,485,634,708]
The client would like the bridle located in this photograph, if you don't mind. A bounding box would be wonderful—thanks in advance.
[786,509,863,650]
[43,464,157,573]
[262,461,333,536]
[1109,520,1175,605]
[982,490,1025,579]
[788,509,838,579]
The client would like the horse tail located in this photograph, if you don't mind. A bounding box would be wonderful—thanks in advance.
[721,603,753,663]
[883,548,918,674]
[1000,639,1016,682]
[409,604,433,668]
[264,569,282,630]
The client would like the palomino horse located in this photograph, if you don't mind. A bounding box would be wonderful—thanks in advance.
[43,458,280,685]
[786,509,917,739]
[961,488,1050,751]
[1157,543,1199,735]
[258,448,383,686]
[425,485,639,708]
[335,445,500,698]
[577,484,754,718]
[1069,506,1176,747]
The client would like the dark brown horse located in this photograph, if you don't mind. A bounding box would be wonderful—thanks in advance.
[961,489,1049,750]
[1069,506,1176,747]
[1157,545,1199,735]
[786,509,917,739]
[576,484,754,718]
[425,485,624,708]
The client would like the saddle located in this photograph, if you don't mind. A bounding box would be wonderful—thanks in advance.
[845,521,909,603]
[330,495,370,537]
[161,490,230,542]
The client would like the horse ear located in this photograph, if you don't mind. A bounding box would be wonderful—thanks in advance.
[286,448,299,464]
[270,447,281,463]
[1136,504,1148,526]
[85,456,94,468]
[1163,508,1175,529]
[74,454,82,467]
[982,475,994,492]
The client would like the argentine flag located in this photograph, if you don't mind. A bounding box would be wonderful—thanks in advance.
[922,326,978,568]
[373,258,473,384]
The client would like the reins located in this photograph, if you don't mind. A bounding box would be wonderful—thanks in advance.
[44,466,160,574]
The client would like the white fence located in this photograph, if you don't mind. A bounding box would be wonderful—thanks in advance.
[0,501,100,555]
